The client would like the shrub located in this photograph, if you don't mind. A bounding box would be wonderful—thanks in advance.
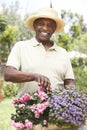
[71,57,87,94]
[2,82,18,98]
[74,68,87,94]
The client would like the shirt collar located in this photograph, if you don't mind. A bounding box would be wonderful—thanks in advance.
[32,37,41,46]
[32,37,59,51]
[49,43,59,51]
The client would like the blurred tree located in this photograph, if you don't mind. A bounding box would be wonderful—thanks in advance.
[74,33,87,54]
[61,10,87,35]
[0,2,33,62]
[0,14,8,33]
[53,10,87,51]
[1,2,34,41]
[0,25,18,62]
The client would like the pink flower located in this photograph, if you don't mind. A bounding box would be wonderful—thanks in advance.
[10,120,24,129]
[43,120,48,125]
[10,88,51,129]
[25,120,33,129]
[36,101,49,114]
[20,93,32,103]
[30,106,35,112]
[43,101,49,107]
[12,98,18,104]
[34,111,40,118]
[19,104,25,108]
[38,89,48,101]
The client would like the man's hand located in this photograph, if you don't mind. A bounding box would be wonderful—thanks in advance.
[34,74,51,89]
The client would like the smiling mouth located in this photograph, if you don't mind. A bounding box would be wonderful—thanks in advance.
[40,31,51,37]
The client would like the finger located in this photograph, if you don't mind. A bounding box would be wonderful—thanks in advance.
[41,77,51,88]
[38,76,45,86]
[44,80,51,88]
[40,76,45,86]
[38,77,48,88]
[37,76,42,86]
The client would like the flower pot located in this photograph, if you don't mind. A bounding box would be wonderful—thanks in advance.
[17,125,83,130]
[34,124,47,130]
[48,124,82,130]
[17,124,47,130]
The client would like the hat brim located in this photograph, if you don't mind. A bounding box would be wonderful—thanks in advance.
[26,15,65,33]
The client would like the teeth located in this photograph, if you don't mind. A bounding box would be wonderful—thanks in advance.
[41,32,48,36]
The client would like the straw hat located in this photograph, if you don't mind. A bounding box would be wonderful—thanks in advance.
[26,8,65,33]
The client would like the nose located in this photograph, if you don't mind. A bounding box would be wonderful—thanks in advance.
[42,25,49,30]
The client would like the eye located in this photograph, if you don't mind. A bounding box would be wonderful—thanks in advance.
[37,22,44,26]
[49,24,55,28]
[34,19,44,26]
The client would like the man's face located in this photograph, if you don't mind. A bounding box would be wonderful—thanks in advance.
[33,18,57,42]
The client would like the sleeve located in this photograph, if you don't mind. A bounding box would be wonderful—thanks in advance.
[6,42,21,70]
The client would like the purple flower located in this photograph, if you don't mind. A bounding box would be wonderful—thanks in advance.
[49,88,87,127]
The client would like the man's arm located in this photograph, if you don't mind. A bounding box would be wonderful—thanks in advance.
[64,79,75,89]
[4,66,51,88]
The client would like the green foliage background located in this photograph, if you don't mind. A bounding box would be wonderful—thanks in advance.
[0,1,87,96]
[0,2,87,130]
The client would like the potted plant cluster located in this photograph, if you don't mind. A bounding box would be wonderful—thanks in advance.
[10,87,87,130]
[49,88,87,130]
[10,87,51,130]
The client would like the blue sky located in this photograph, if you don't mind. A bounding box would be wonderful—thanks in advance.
[0,0,87,23]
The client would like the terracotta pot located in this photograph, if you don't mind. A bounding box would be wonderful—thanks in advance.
[17,124,47,130]
[48,124,78,130]
[17,124,83,130]
[34,124,47,130]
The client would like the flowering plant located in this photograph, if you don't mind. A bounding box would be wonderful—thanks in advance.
[49,88,87,128]
[10,87,87,129]
[10,88,51,129]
